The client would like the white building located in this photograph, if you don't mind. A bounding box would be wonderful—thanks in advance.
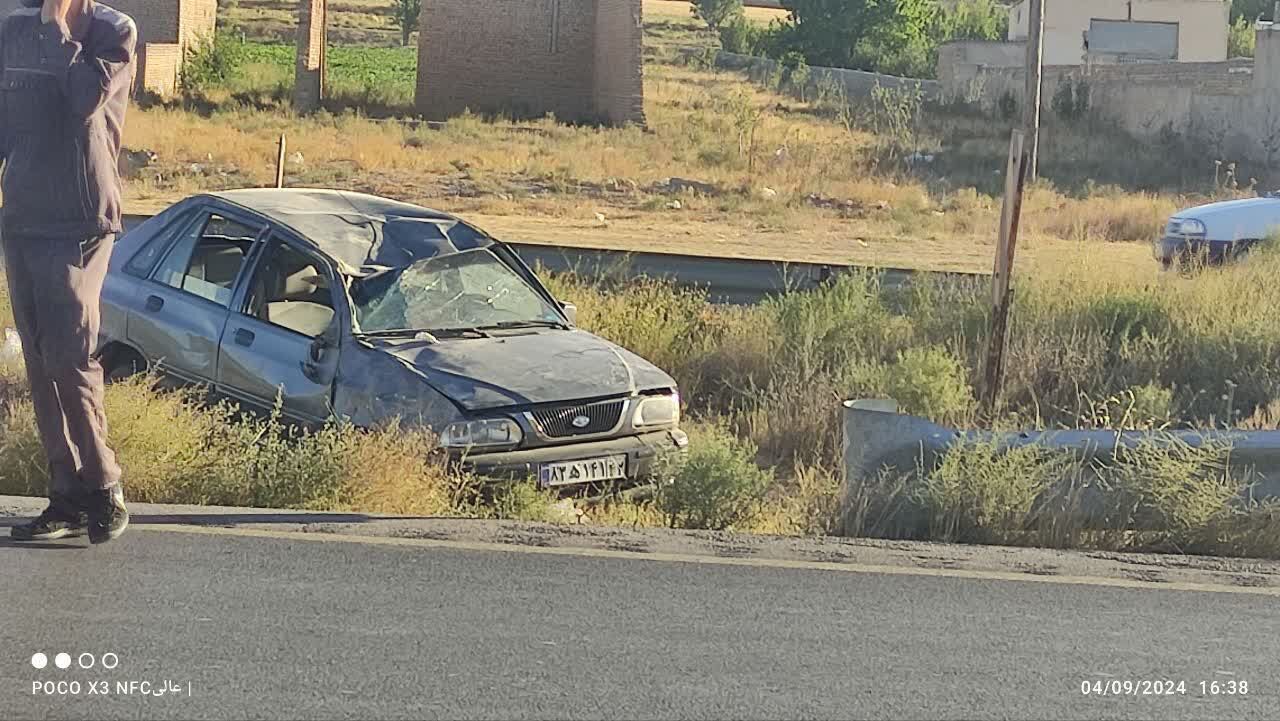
[1007,0,1231,65]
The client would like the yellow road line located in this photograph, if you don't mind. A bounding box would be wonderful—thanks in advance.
[134,523,1280,598]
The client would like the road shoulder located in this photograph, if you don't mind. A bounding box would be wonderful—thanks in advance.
[2,494,1277,594]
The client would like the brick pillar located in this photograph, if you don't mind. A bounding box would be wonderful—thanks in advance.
[593,0,645,126]
[295,0,327,111]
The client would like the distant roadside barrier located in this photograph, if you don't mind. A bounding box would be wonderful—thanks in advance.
[121,214,987,304]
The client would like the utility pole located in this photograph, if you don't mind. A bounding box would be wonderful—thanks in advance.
[981,130,1030,415]
[1024,0,1045,181]
[275,134,287,189]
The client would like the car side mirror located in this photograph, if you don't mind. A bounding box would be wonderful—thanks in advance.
[560,301,577,325]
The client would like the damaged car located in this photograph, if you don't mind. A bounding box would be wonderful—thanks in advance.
[98,189,687,488]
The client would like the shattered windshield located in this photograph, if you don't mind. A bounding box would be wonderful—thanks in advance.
[350,248,563,333]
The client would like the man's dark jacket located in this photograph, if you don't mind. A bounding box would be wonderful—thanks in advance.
[0,0,136,239]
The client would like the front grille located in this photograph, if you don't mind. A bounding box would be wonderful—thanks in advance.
[530,399,625,438]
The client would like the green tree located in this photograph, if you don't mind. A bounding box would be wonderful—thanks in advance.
[933,0,1008,42]
[776,0,937,74]
[1231,0,1273,22]
[1229,14,1257,58]
[395,0,421,47]
[694,0,745,30]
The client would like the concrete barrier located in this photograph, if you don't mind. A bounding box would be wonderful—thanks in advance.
[843,400,1280,504]
[714,51,942,102]
[118,214,987,305]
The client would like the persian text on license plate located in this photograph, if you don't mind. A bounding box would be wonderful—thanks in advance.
[539,455,627,487]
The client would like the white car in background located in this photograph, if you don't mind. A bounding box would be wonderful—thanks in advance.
[1155,195,1280,269]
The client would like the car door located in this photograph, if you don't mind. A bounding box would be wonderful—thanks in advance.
[127,208,267,387]
[215,233,342,425]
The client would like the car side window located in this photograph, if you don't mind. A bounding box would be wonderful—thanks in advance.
[243,238,337,338]
[151,213,262,308]
[124,209,197,278]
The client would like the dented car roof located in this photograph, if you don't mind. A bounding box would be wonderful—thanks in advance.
[209,188,494,276]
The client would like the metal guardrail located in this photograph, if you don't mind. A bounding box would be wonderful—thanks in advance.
[843,400,1280,507]
[121,214,988,304]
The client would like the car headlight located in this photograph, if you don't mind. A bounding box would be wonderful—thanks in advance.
[440,418,523,449]
[1174,218,1206,237]
[633,393,680,428]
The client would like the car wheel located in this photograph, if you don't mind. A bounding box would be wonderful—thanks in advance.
[103,349,147,384]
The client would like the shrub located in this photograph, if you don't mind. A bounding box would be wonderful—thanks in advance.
[490,481,561,522]
[883,347,974,422]
[182,33,250,93]
[915,441,1068,544]
[1229,15,1257,58]
[933,0,1008,43]
[694,0,744,30]
[748,463,843,536]
[657,423,772,530]
[768,272,912,378]
[1097,437,1241,535]
[1190,502,1280,557]
[719,14,766,55]
[780,51,812,99]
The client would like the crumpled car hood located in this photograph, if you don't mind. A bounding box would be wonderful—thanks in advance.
[371,330,677,411]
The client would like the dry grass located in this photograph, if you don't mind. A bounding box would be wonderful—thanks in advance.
[122,59,1209,274]
[0,370,472,516]
[645,0,787,24]
[1027,187,1179,244]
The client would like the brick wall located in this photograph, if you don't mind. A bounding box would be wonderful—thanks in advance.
[107,0,216,96]
[417,0,643,126]
[137,42,182,95]
[294,0,326,111]
[0,0,219,96]
[593,0,644,125]
[177,0,215,47]
[103,0,180,45]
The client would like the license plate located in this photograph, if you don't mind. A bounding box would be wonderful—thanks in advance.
[539,455,627,487]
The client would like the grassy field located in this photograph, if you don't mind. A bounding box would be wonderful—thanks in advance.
[132,42,1207,275]
[4,256,1279,555]
[219,0,786,47]
[127,0,1241,274]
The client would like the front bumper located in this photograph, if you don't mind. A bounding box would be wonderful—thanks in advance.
[458,429,688,484]
[1155,235,1247,268]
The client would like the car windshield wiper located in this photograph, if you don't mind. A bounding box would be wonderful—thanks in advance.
[476,320,571,331]
[428,327,492,338]
[354,328,440,342]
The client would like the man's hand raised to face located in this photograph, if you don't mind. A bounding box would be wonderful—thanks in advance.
[40,0,75,40]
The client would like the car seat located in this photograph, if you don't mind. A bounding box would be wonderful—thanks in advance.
[264,263,336,337]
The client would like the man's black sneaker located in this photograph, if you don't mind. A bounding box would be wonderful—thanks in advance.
[10,496,86,541]
[87,487,129,545]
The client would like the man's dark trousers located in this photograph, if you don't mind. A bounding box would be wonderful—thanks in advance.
[2,232,122,498]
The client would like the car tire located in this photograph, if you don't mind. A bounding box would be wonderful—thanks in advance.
[103,348,147,385]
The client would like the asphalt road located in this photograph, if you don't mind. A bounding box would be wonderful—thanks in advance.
[1,520,1276,721]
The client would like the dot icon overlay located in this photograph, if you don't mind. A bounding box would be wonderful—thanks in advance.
[54,653,71,670]
[31,653,47,669]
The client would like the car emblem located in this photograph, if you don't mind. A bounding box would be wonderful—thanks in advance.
[571,415,591,428]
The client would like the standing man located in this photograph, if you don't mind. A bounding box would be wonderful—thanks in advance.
[2,0,136,543]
